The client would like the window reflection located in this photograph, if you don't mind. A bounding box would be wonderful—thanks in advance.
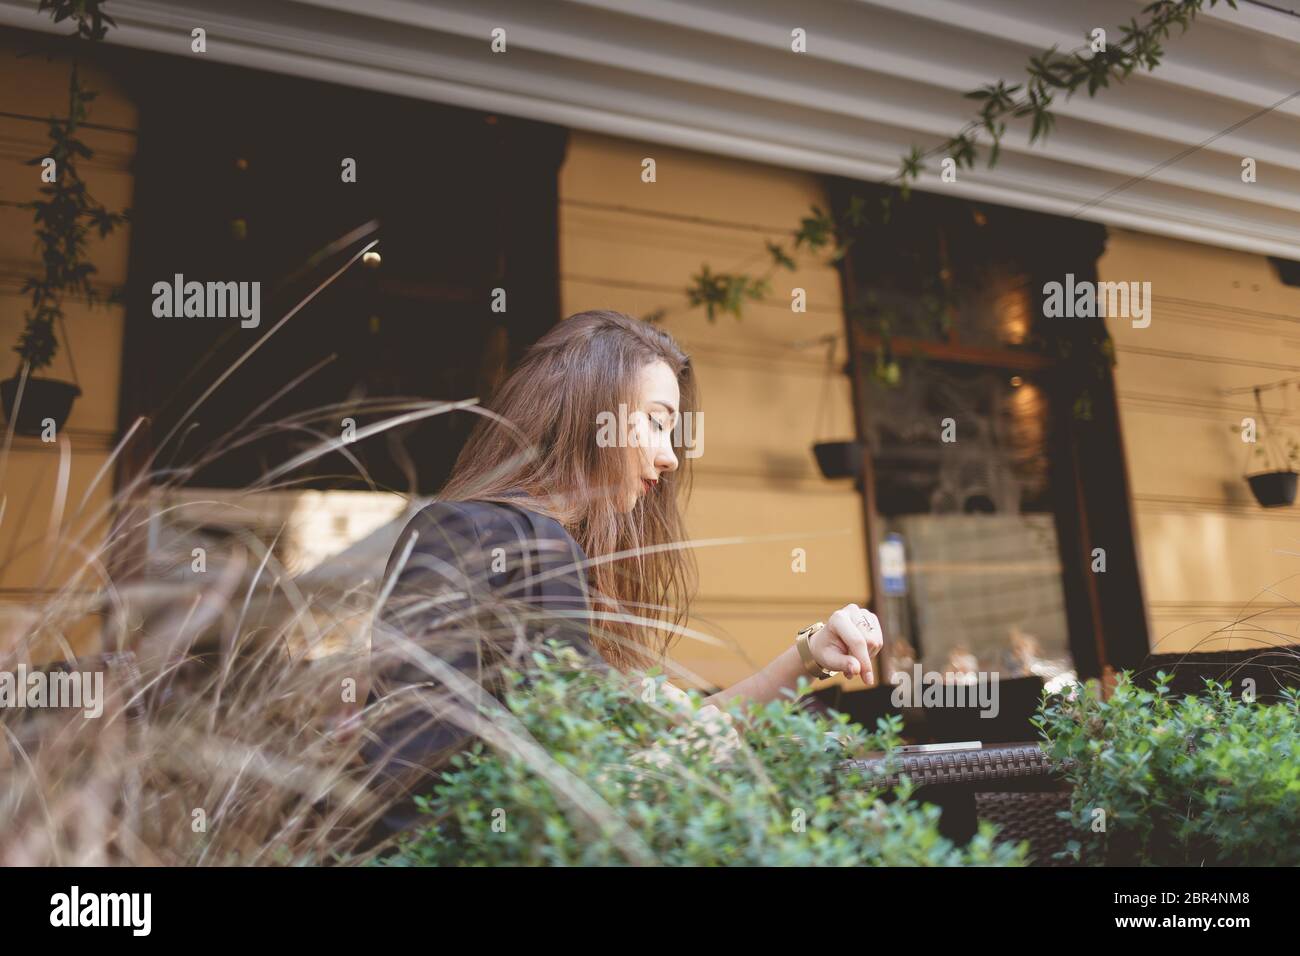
[865,362,1075,687]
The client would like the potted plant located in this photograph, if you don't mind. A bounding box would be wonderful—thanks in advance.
[812,440,864,480]
[1036,673,1300,866]
[808,336,867,482]
[3,9,126,437]
[1246,466,1298,508]
[1239,388,1300,508]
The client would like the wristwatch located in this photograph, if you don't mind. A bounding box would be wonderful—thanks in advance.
[795,621,833,679]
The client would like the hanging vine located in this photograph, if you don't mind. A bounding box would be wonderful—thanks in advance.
[672,0,1237,412]
[15,0,128,375]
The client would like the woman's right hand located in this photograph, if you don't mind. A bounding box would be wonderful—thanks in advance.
[809,603,884,686]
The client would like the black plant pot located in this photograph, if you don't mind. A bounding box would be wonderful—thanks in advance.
[812,441,863,480]
[1246,471,1298,508]
[1,376,81,437]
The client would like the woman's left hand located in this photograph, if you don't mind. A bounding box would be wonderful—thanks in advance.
[808,603,885,685]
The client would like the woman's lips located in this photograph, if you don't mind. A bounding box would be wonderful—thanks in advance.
[642,478,655,494]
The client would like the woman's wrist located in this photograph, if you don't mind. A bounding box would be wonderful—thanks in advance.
[794,622,831,679]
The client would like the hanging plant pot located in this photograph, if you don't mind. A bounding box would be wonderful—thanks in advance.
[812,441,863,480]
[1,376,81,437]
[1246,471,1298,508]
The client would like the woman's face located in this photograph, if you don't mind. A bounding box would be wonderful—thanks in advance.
[621,359,681,512]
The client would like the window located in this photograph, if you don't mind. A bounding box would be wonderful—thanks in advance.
[115,51,566,577]
[119,51,566,496]
[865,360,1072,685]
[829,178,1147,688]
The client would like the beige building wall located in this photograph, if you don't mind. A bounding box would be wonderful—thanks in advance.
[558,132,869,690]
[16,53,1293,676]
[560,139,1300,672]
[0,36,134,653]
[1102,230,1300,656]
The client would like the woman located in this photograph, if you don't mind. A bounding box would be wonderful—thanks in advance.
[366,310,883,837]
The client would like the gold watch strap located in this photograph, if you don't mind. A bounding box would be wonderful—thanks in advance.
[795,622,831,679]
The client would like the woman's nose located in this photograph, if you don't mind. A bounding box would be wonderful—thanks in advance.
[656,442,679,474]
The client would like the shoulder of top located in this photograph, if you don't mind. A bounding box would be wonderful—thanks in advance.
[407,498,573,544]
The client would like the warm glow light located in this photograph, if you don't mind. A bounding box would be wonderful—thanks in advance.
[994,284,1031,346]
[1006,379,1048,495]
[1009,375,1024,387]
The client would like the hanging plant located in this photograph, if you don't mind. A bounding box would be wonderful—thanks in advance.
[5,2,127,435]
[1237,387,1300,508]
[805,333,864,480]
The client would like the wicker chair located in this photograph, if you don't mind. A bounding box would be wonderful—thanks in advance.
[973,791,1074,866]
[841,742,1074,865]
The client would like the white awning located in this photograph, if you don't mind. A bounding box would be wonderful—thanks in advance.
[5,0,1300,259]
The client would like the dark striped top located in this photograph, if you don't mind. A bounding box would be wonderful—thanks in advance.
[363,495,603,843]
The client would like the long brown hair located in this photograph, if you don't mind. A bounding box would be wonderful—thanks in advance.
[438,310,697,671]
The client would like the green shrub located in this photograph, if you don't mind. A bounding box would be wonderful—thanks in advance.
[382,643,1026,866]
[1036,673,1300,865]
